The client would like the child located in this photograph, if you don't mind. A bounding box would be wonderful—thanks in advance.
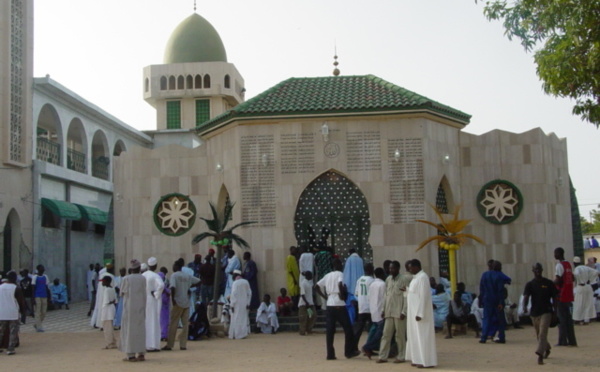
[256,294,279,334]
[298,271,316,335]
[276,288,292,316]
[100,276,118,349]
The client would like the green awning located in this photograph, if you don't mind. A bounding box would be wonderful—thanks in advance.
[41,198,82,220]
[75,204,108,225]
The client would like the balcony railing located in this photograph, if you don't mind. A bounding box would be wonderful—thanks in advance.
[92,156,110,180]
[36,137,61,165]
[67,148,86,174]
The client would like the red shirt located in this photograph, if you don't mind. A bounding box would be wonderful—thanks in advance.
[556,261,574,303]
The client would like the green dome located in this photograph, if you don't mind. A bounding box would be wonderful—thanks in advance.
[164,13,227,63]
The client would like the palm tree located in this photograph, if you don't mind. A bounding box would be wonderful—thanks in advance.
[416,204,484,295]
[192,201,255,316]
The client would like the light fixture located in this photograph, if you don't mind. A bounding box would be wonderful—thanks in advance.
[442,154,450,164]
[261,153,269,167]
[394,148,401,162]
[321,122,329,142]
[216,163,223,172]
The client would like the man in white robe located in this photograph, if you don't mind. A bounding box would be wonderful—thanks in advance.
[572,257,598,324]
[229,270,251,339]
[405,259,437,368]
[224,250,241,299]
[120,259,147,362]
[91,264,114,328]
[142,257,164,351]
[256,294,279,334]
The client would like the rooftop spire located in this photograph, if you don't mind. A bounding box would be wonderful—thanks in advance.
[194,0,197,12]
[333,43,340,76]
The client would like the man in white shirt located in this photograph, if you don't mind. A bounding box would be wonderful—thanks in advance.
[298,271,316,335]
[572,257,598,325]
[361,267,386,359]
[299,246,314,284]
[143,257,164,352]
[315,258,359,360]
[353,263,374,351]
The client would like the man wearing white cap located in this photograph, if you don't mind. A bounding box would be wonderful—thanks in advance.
[143,257,164,352]
[120,259,147,362]
[229,269,252,339]
[572,256,598,325]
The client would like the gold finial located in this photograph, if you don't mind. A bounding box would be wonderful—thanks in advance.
[333,43,340,76]
[194,0,197,12]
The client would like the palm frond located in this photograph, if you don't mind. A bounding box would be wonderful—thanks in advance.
[455,233,486,245]
[199,217,220,233]
[226,220,256,232]
[415,236,443,252]
[192,232,217,245]
[229,234,251,249]
[221,202,235,230]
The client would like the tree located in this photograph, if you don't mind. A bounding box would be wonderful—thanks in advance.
[416,204,485,295]
[481,1,600,126]
[192,201,255,316]
[580,216,593,234]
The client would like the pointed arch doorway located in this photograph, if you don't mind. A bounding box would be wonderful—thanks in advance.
[3,209,22,271]
[435,176,454,276]
[294,170,372,262]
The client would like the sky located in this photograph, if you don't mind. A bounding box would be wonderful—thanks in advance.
[34,0,598,222]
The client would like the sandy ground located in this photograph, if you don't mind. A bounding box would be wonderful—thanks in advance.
[2,322,599,372]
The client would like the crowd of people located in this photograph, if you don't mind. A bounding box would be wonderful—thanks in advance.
[0,243,599,367]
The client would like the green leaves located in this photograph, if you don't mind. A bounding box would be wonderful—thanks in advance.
[481,0,600,127]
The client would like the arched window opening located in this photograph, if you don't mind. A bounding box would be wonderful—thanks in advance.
[144,78,149,92]
[186,75,193,89]
[160,76,167,90]
[169,76,176,90]
[224,74,231,89]
[177,75,184,90]
[195,75,202,89]
[203,74,211,88]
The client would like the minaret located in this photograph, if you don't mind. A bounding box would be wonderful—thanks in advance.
[143,10,245,131]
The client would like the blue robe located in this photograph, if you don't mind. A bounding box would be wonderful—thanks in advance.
[432,292,450,328]
[243,259,260,310]
[479,270,511,342]
[343,253,364,296]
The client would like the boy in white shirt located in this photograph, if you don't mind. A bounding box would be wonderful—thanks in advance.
[100,276,118,349]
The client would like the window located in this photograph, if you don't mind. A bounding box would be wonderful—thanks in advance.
[203,74,211,88]
[41,206,60,228]
[71,219,88,232]
[196,100,210,126]
[186,75,193,89]
[177,75,184,90]
[160,76,167,90]
[166,101,181,129]
[195,75,202,89]
[224,75,231,88]
[169,76,176,90]
[94,224,106,235]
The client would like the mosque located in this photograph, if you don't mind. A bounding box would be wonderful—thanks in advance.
[1,1,579,301]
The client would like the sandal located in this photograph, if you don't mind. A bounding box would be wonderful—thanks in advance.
[123,357,137,362]
[136,355,146,362]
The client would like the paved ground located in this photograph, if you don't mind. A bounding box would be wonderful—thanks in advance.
[21,301,95,333]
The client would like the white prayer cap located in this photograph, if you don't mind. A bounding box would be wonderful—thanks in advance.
[573,256,581,263]
[148,257,158,266]
[233,269,242,276]
[141,263,148,272]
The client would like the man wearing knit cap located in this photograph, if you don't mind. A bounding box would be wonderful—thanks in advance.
[120,259,147,362]
[143,257,164,352]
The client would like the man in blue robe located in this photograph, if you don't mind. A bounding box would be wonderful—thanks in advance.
[479,260,511,343]
[242,251,260,310]
[343,249,364,295]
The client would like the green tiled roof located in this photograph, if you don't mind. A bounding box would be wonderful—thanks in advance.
[197,75,471,133]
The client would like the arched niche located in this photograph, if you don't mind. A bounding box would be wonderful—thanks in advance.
[435,175,454,275]
[294,170,372,263]
[2,209,23,272]
[66,118,88,173]
[113,139,127,157]
[91,130,110,180]
[36,103,63,165]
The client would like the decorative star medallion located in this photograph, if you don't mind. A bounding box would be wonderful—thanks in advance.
[476,180,523,225]
[153,193,196,236]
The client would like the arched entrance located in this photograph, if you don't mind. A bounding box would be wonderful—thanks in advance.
[2,209,22,271]
[294,170,372,262]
